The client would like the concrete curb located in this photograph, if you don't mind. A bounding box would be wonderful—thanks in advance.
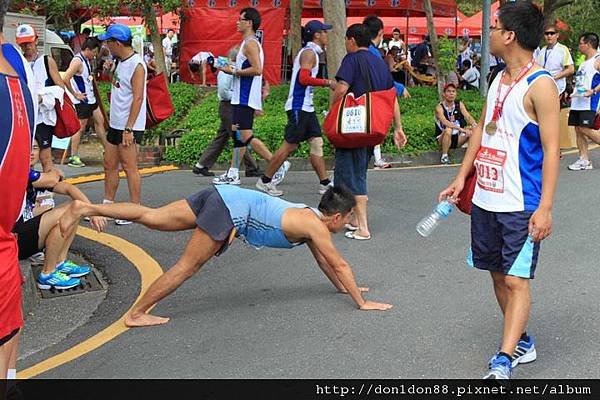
[20,260,39,319]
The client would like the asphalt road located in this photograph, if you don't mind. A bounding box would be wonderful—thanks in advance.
[19,152,600,379]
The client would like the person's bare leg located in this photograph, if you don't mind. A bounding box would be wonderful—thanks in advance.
[201,63,207,86]
[60,199,196,236]
[309,140,328,181]
[92,108,108,148]
[103,143,120,202]
[239,130,272,160]
[440,128,452,155]
[264,141,297,178]
[580,127,600,148]
[70,118,88,156]
[7,330,19,375]
[354,195,370,238]
[575,127,589,161]
[124,228,224,327]
[36,205,75,274]
[0,333,19,382]
[491,271,509,316]
[499,275,531,356]
[118,144,141,204]
[39,148,54,172]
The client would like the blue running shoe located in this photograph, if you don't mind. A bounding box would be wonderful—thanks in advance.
[484,353,512,380]
[512,336,537,367]
[56,260,91,278]
[37,271,80,290]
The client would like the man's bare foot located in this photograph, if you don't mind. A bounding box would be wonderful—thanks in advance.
[59,201,85,237]
[124,312,170,327]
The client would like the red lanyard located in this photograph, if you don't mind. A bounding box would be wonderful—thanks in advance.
[491,59,535,122]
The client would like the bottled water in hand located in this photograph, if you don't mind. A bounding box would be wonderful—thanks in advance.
[416,200,454,237]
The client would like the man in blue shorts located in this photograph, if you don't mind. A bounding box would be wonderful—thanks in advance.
[58,186,393,328]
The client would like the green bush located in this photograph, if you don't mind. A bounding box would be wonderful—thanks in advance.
[97,81,199,144]
[164,84,485,166]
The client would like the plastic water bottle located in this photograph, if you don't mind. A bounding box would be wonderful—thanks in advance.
[416,200,454,237]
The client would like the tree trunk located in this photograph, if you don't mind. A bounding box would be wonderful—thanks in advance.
[480,0,491,96]
[322,1,346,104]
[423,0,444,99]
[543,0,575,26]
[142,1,167,79]
[289,0,302,59]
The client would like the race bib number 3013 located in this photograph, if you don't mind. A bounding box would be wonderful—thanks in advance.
[341,105,367,134]
[474,146,507,193]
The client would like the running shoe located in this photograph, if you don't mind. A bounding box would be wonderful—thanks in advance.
[319,181,333,195]
[484,353,513,380]
[192,165,215,176]
[115,219,133,226]
[55,260,91,278]
[272,161,291,185]
[568,157,593,171]
[256,179,283,197]
[511,336,537,367]
[374,158,392,169]
[213,171,241,185]
[37,271,80,290]
[67,155,86,168]
[28,252,45,266]
[440,155,450,165]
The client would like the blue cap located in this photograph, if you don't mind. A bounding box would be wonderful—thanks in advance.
[98,24,132,42]
[305,20,333,35]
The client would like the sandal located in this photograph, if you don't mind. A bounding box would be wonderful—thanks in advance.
[345,231,371,240]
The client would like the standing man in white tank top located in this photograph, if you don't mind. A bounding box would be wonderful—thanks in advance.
[99,24,147,225]
[213,7,287,186]
[440,2,560,380]
[256,20,336,197]
[63,37,105,168]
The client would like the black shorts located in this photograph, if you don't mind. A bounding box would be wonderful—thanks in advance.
[568,110,597,128]
[13,214,43,260]
[470,204,540,279]
[334,147,372,195]
[231,105,255,131]
[107,127,144,146]
[0,328,20,347]
[186,186,235,256]
[435,122,466,149]
[75,102,98,119]
[284,110,322,144]
[35,123,55,149]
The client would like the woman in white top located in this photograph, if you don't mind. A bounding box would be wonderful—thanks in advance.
[188,51,215,86]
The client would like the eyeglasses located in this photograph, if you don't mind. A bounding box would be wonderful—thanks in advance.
[238,17,251,22]
[544,31,557,36]
[490,26,504,32]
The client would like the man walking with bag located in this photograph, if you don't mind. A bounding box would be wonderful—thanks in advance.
[330,24,406,241]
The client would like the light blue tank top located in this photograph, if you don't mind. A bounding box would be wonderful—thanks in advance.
[215,185,320,249]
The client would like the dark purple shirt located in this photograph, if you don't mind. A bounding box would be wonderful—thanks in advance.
[335,49,393,98]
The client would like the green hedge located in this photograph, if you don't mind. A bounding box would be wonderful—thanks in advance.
[97,81,199,144]
[164,85,486,166]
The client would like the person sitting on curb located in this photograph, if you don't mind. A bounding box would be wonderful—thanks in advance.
[58,185,393,328]
[434,83,478,164]
[12,138,107,290]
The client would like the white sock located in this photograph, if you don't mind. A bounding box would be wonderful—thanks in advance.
[7,368,16,379]
[195,162,203,169]
[373,145,382,162]
[227,168,239,178]
[103,199,114,204]
[442,153,448,158]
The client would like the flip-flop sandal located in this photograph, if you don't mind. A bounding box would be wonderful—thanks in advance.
[345,231,371,240]
[345,224,359,231]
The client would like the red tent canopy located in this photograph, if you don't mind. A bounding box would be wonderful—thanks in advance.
[459,1,569,37]
[301,0,457,18]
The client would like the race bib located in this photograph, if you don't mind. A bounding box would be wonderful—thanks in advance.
[474,146,507,193]
[341,105,367,134]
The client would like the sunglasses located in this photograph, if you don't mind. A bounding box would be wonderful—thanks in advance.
[544,31,557,36]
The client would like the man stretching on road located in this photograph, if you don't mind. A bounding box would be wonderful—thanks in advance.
[59,186,393,327]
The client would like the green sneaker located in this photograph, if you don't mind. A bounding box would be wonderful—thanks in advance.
[68,155,86,168]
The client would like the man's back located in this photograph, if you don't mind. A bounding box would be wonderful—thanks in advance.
[335,49,393,97]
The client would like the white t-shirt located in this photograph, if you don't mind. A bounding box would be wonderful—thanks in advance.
[388,39,404,52]
[571,53,600,112]
[217,71,233,102]
[462,67,480,88]
[162,37,173,58]
[191,51,214,64]
[533,42,573,94]
[110,53,147,131]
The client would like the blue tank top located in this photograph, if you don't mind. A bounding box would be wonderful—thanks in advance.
[215,185,319,249]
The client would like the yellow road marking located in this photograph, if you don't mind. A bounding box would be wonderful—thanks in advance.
[17,226,163,379]
[65,165,179,185]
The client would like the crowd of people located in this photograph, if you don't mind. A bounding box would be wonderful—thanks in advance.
[1,0,599,385]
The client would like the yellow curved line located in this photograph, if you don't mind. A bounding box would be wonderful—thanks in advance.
[17,226,163,379]
[64,165,179,186]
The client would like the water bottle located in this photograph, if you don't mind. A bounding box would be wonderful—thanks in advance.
[416,200,454,237]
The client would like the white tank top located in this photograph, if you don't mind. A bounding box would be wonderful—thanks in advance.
[472,68,556,213]
[70,53,96,105]
[571,52,600,111]
[285,42,322,112]
[110,53,147,131]
[30,55,56,124]
[231,36,263,111]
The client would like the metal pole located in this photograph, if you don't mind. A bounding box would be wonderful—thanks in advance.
[405,9,409,86]
[480,0,491,96]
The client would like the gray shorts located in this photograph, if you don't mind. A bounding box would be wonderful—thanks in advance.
[186,186,234,256]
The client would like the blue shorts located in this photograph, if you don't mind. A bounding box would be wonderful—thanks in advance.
[470,204,540,279]
[333,147,372,195]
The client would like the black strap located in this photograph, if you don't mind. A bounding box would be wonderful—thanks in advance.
[355,54,373,94]
[43,55,56,86]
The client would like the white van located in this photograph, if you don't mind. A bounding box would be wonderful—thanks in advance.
[3,12,74,72]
